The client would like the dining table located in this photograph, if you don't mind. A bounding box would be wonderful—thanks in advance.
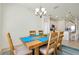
[20,34,48,55]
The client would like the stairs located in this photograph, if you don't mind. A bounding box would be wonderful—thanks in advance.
[58,45,79,55]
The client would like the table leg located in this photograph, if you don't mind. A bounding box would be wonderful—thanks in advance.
[34,47,39,55]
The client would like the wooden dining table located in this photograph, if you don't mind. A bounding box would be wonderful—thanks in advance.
[20,35,48,55]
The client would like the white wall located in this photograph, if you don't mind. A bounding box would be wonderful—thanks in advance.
[50,19,65,31]
[0,4,3,48]
[2,4,42,48]
[57,20,65,31]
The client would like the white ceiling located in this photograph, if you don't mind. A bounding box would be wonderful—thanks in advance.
[2,3,79,18]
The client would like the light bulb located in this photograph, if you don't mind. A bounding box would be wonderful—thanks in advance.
[40,12,42,15]
[35,12,37,15]
[44,11,47,14]
[35,8,39,12]
[41,8,45,12]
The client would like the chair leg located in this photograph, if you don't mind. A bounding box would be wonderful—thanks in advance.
[11,51,14,55]
[53,49,57,55]
[55,47,58,55]
[59,45,62,51]
[53,50,56,55]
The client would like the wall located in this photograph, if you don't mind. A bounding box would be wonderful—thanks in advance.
[2,4,42,48]
[50,19,65,31]
[0,4,3,49]
[57,20,65,31]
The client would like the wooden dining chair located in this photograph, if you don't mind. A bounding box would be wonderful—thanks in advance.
[40,32,58,55]
[29,30,36,36]
[38,30,43,35]
[57,31,64,50]
[6,32,32,55]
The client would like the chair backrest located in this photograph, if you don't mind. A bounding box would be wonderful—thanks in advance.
[38,30,43,35]
[29,30,36,36]
[6,32,14,52]
[46,32,58,54]
[58,31,64,44]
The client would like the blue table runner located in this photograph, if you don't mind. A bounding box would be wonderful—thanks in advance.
[38,37,48,42]
[20,36,48,42]
[20,36,34,42]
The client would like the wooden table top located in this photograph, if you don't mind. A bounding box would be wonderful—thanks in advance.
[21,35,48,49]
[23,40,48,49]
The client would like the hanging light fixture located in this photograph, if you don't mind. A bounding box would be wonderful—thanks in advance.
[34,6,47,18]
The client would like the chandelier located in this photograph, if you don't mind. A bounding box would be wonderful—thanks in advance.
[34,7,47,18]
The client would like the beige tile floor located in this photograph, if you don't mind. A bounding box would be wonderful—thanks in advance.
[62,40,79,49]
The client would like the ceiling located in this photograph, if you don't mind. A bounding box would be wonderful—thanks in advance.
[2,3,79,18]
